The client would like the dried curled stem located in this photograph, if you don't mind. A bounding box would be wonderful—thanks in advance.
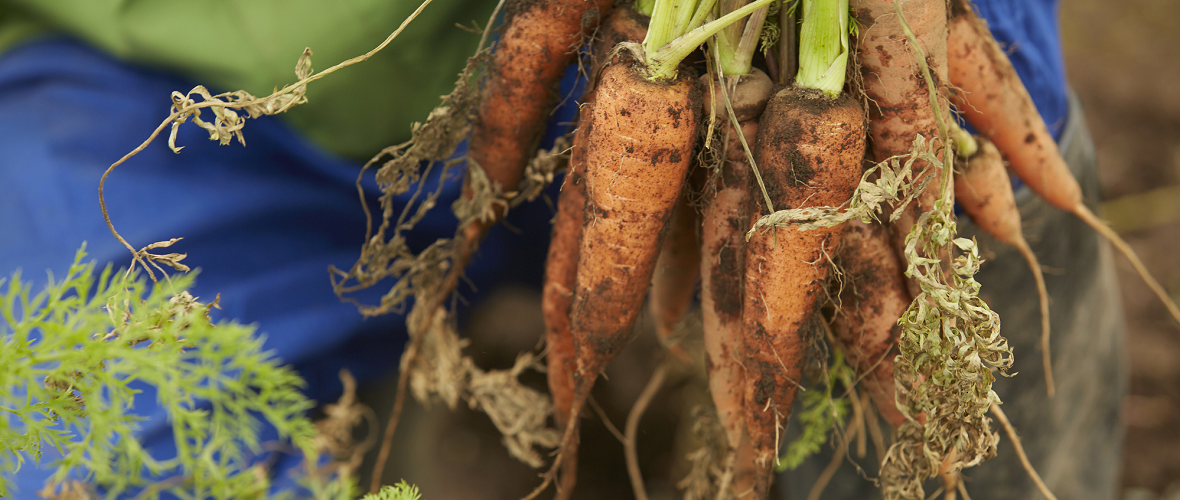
[99,0,440,282]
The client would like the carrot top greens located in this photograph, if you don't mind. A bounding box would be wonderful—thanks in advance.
[795,0,850,96]
[640,0,776,80]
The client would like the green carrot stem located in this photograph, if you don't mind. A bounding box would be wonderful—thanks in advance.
[644,0,776,80]
[715,0,771,75]
[795,0,849,96]
[636,0,657,16]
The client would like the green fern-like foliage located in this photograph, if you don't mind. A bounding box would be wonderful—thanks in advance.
[776,348,853,472]
[359,481,421,500]
[0,246,319,499]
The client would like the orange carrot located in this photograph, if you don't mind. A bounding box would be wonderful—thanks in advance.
[852,0,952,288]
[946,0,1078,213]
[649,191,700,362]
[744,86,866,495]
[541,10,650,497]
[544,0,650,435]
[570,58,701,400]
[953,136,1054,397]
[541,132,585,497]
[543,122,588,432]
[592,6,652,75]
[831,219,910,429]
[947,0,1180,325]
[439,0,617,311]
[699,68,772,495]
[470,0,616,199]
[526,56,702,500]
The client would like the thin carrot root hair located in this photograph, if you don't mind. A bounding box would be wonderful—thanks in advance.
[1074,205,1180,326]
[1015,237,1053,396]
[624,362,668,500]
[990,403,1059,500]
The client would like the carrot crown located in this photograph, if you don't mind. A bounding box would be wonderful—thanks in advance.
[795,0,850,96]
[639,0,776,80]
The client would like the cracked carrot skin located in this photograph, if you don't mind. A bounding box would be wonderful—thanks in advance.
[744,86,865,496]
[699,68,772,497]
[832,219,910,429]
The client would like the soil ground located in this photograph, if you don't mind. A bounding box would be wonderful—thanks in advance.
[1061,0,1180,497]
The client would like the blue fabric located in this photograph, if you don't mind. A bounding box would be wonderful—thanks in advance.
[965,0,1069,138]
[0,36,576,497]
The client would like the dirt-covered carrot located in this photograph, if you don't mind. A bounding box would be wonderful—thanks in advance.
[831,219,910,429]
[543,0,650,450]
[649,191,700,362]
[699,66,773,497]
[698,3,771,489]
[593,5,652,75]
[541,10,651,497]
[953,136,1054,397]
[570,55,701,411]
[470,0,616,199]
[541,139,585,498]
[852,0,952,275]
[543,131,587,430]
[522,2,777,497]
[531,55,705,500]
[946,0,1180,326]
[743,0,865,493]
[440,0,617,312]
[745,86,865,494]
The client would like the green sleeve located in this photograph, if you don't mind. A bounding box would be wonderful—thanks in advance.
[4,0,496,159]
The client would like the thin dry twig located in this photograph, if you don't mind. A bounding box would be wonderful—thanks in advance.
[99,0,440,281]
[807,414,861,500]
[624,363,668,500]
[588,396,627,445]
[990,403,1058,500]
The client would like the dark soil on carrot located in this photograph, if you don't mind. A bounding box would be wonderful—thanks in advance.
[1063,0,1180,496]
[343,3,1180,498]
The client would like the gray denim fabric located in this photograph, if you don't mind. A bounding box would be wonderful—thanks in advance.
[777,91,1128,500]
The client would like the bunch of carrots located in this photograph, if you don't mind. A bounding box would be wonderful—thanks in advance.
[433,0,1180,497]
